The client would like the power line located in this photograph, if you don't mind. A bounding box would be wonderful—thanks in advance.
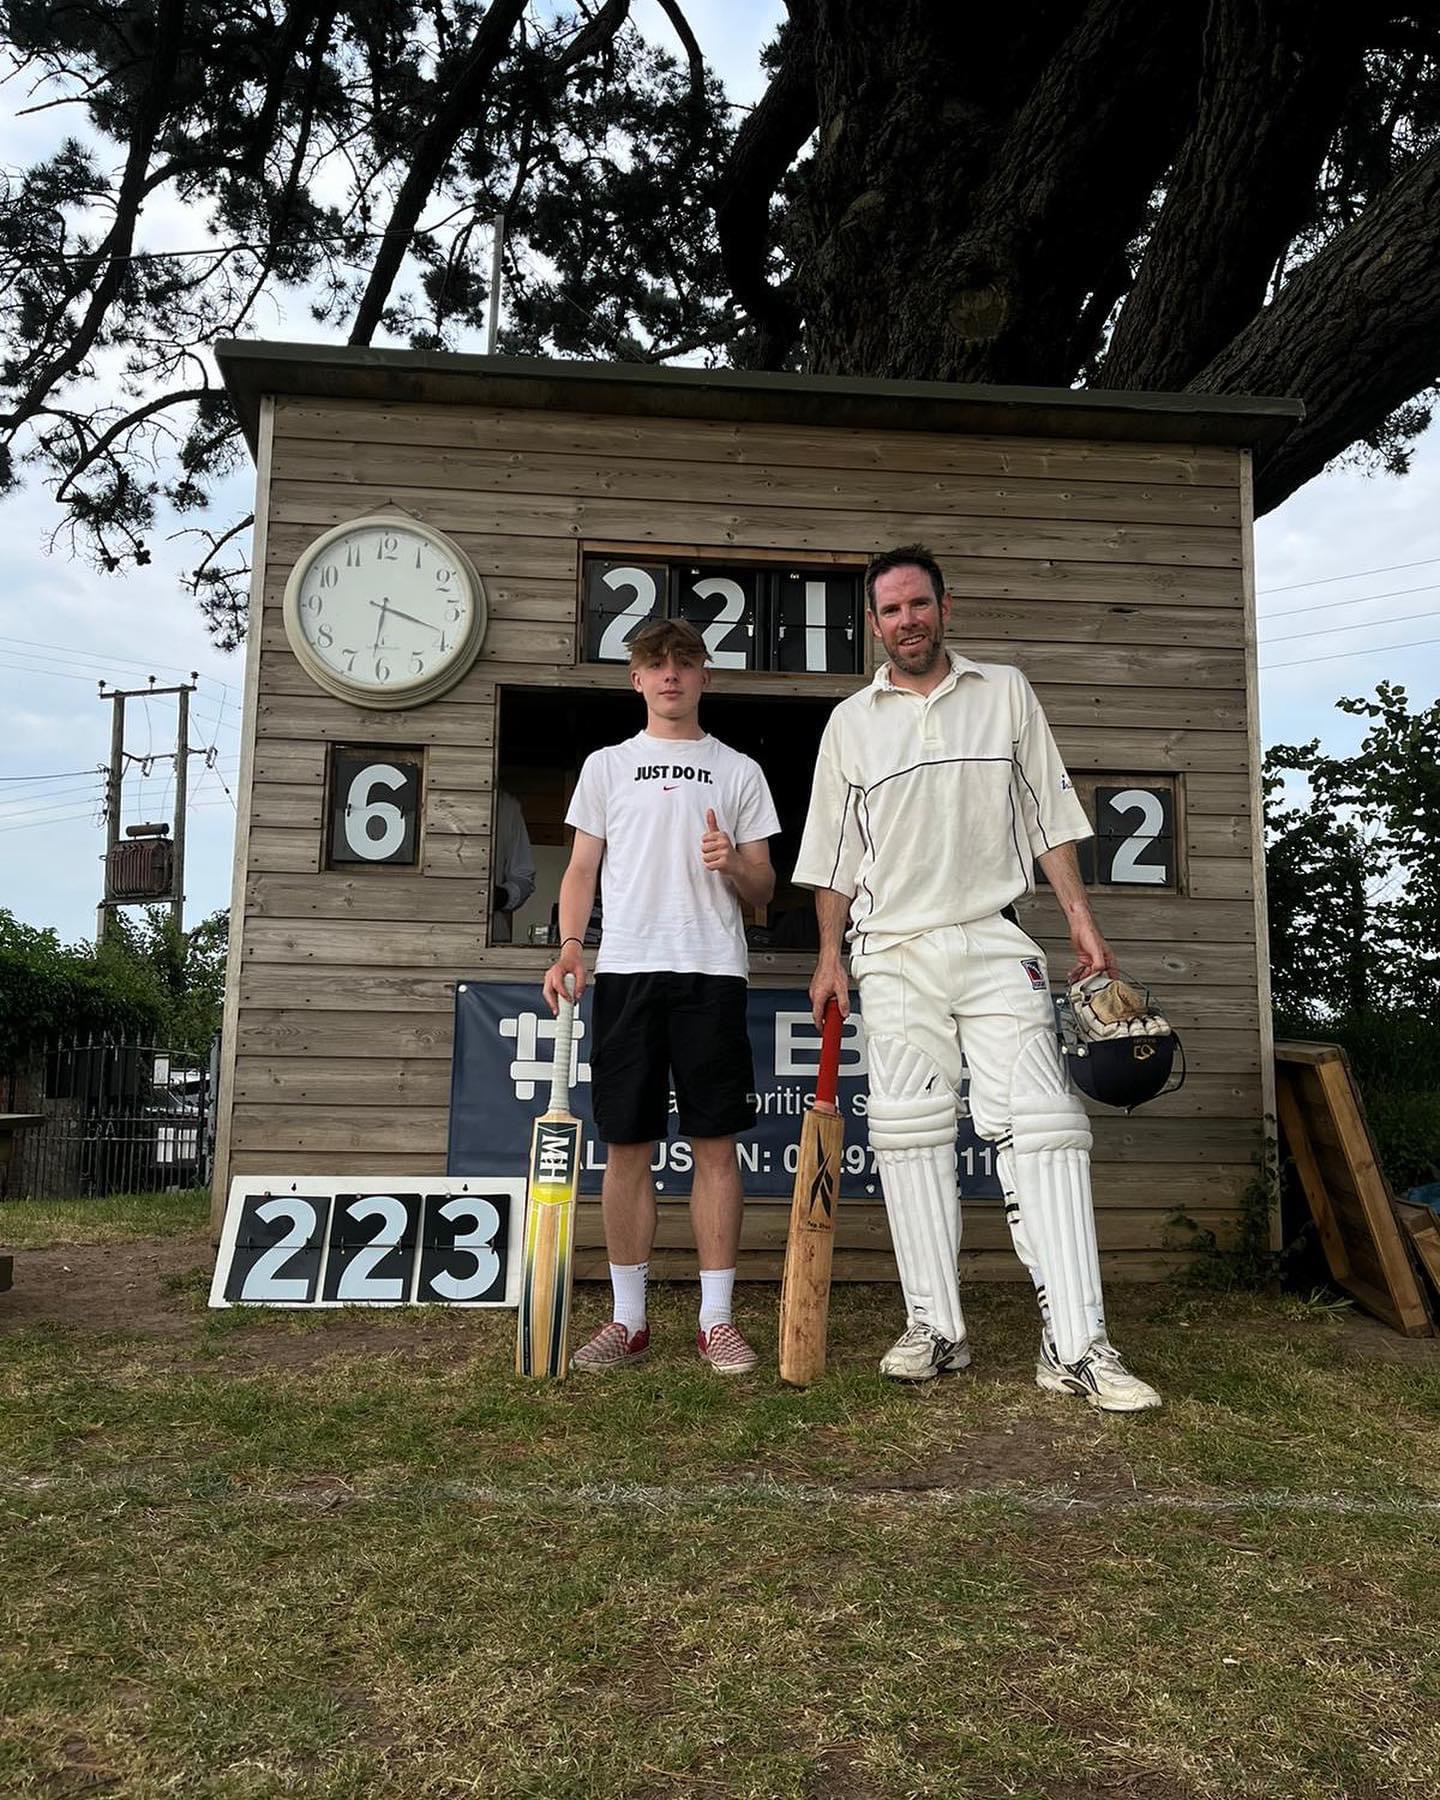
[1259,579,1440,622]
[0,767,97,782]
[0,777,107,804]
[1259,556,1440,595]
[0,802,105,833]
[1261,632,1440,671]
[0,657,101,684]
[1260,605,1440,646]
[0,635,238,697]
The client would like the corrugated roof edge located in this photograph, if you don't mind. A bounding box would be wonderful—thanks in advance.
[214,338,1304,456]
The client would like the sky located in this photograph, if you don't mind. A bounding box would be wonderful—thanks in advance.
[2,0,1437,946]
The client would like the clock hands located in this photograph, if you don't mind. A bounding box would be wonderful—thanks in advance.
[371,598,392,654]
[369,597,447,639]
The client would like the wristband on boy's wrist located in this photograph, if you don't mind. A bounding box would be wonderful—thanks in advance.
[559,936,583,952]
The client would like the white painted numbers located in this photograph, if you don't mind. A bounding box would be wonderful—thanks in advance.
[325,747,423,867]
[210,1179,524,1308]
[582,554,863,672]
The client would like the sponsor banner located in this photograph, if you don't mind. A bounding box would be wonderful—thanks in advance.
[449,983,1002,1200]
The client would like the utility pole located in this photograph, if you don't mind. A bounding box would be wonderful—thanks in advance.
[96,675,199,944]
[485,210,505,354]
[98,688,127,943]
[172,682,190,934]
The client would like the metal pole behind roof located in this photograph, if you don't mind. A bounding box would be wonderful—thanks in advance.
[485,212,505,355]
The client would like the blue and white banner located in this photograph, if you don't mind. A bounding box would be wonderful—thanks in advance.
[448,983,1002,1201]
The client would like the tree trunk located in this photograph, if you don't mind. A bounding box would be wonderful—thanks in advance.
[1193,139,1440,514]
[793,0,1197,383]
[1099,0,1369,392]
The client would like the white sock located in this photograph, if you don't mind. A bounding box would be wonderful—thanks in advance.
[698,1267,736,1334]
[610,1262,648,1334]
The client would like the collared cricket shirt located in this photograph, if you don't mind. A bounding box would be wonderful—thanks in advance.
[793,652,1092,949]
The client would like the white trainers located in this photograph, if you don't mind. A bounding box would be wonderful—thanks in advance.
[1036,1335,1161,1412]
[879,1322,973,1383]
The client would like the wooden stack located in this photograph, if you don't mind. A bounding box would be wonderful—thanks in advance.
[1274,1042,1432,1336]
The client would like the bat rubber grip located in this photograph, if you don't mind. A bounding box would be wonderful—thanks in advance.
[816,999,843,1110]
[548,974,576,1114]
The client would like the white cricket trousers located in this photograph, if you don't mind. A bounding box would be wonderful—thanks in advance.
[854,911,1107,1359]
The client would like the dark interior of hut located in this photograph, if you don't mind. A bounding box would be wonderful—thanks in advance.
[495,686,833,948]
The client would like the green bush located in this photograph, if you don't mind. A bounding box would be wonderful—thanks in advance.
[1362,1089,1440,1193]
[0,907,226,1066]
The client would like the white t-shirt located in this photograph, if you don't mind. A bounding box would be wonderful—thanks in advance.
[566,731,781,976]
[793,652,1092,949]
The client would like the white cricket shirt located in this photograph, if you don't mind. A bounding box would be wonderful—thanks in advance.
[566,731,781,976]
[793,652,1092,949]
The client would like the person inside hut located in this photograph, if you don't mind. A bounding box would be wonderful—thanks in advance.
[490,787,536,944]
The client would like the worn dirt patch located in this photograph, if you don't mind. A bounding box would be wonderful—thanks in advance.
[0,1238,495,1373]
[863,1419,1142,1499]
[0,1238,209,1338]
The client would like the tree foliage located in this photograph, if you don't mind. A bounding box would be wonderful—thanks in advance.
[1265,683,1440,1189]
[0,904,227,1065]
[3,2,1440,641]
[1265,681,1440,1019]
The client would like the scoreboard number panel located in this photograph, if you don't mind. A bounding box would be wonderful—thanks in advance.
[326,747,423,868]
[583,560,669,662]
[580,552,865,673]
[1056,776,1179,890]
[1094,784,1175,886]
[210,1177,525,1308]
[773,569,863,674]
[674,566,760,670]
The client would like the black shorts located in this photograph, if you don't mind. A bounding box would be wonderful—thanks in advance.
[590,972,756,1145]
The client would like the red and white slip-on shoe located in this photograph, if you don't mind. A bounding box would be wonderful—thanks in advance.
[696,1321,759,1376]
[570,1320,651,1372]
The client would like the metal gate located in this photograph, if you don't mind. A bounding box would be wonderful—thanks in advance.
[2,1037,215,1200]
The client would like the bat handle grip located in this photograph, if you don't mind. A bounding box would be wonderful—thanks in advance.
[816,998,843,1111]
[548,974,577,1113]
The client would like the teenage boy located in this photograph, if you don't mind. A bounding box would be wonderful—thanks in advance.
[543,619,780,1373]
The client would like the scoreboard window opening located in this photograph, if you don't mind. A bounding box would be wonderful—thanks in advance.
[581,553,865,674]
[496,684,839,950]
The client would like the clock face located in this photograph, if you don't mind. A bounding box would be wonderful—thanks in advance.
[282,516,487,707]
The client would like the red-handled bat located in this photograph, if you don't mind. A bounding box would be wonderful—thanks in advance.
[778,1000,844,1386]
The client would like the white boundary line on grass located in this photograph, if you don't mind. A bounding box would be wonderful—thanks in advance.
[6,1470,1440,1517]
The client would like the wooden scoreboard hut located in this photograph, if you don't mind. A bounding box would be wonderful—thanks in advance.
[212,341,1300,1282]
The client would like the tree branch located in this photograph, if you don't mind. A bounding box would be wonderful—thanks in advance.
[347,0,530,345]
[940,0,1201,384]
[1190,138,1440,512]
[1099,0,1371,392]
[653,0,705,102]
[1,0,190,434]
[711,2,815,367]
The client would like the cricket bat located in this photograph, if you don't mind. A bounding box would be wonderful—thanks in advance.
[778,999,845,1387]
[515,974,581,1378]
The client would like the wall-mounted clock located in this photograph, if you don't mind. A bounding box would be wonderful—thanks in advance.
[281,514,488,708]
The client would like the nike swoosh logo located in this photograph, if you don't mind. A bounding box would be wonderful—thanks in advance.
[663,784,680,790]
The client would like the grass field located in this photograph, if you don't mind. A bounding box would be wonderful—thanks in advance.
[2,1191,1438,1798]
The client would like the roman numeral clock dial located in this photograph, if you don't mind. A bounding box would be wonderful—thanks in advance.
[281,515,488,708]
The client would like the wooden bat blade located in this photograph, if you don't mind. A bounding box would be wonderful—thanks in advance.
[515,1112,581,1378]
[778,1103,843,1387]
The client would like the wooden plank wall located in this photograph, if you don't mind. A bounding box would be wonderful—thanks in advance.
[220,393,1266,1280]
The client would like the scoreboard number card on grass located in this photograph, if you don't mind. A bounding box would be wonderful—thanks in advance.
[209,1177,525,1309]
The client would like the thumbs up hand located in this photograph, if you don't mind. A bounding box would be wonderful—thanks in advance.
[701,806,737,877]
